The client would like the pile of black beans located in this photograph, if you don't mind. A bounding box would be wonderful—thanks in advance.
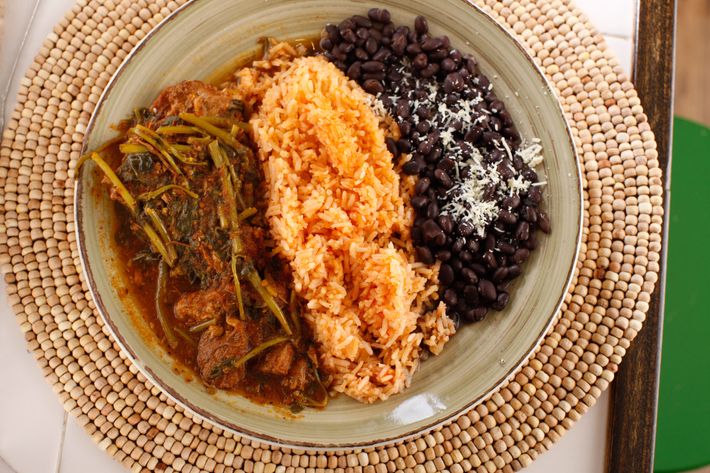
[320,9,551,325]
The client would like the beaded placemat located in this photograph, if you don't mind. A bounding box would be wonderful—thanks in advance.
[0,0,664,471]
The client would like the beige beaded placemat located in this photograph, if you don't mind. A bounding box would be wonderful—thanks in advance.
[0,0,664,471]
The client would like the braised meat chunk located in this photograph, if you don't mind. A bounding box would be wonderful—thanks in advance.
[197,321,253,390]
[174,285,234,325]
[260,342,295,376]
[151,80,234,118]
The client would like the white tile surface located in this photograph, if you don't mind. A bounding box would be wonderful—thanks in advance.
[604,35,634,75]
[0,281,66,473]
[0,1,635,472]
[574,0,636,38]
[524,391,611,472]
[59,417,126,473]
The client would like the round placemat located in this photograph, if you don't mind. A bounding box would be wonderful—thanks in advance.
[0,0,664,472]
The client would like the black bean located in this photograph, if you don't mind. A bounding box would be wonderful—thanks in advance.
[492,267,509,283]
[462,308,477,323]
[353,47,368,61]
[498,209,517,225]
[450,258,463,274]
[353,15,372,28]
[458,222,474,237]
[464,125,483,144]
[402,159,421,175]
[422,219,444,243]
[416,246,435,264]
[320,37,334,50]
[434,169,453,188]
[356,27,370,40]
[437,215,454,234]
[515,221,530,241]
[462,285,478,305]
[421,36,444,51]
[413,53,428,69]
[503,195,521,209]
[365,37,378,55]
[497,160,515,180]
[341,28,357,43]
[346,61,362,80]
[443,289,458,307]
[478,279,497,301]
[420,63,439,78]
[429,48,449,62]
[372,48,392,62]
[411,195,428,211]
[508,264,521,279]
[411,226,423,245]
[426,201,440,219]
[331,47,347,62]
[414,177,430,195]
[417,106,434,120]
[439,264,455,285]
[368,8,391,23]
[392,33,407,56]
[436,249,452,262]
[523,168,537,181]
[362,71,386,81]
[527,186,542,203]
[395,100,411,120]
[441,58,457,72]
[465,239,479,253]
[443,72,464,93]
[523,232,537,250]
[417,140,433,155]
[538,210,551,233]
[461,267,478,285]
[406,43,422,55]
[471,263,487,276]
[483,250,498,269]
[382,23,395,37]
[414,16,429,35]
[387,68,402,82]
[459,250,473,263]
[363,78,385,94]
[498,242,516,255]
[451,237,465,253]
[485,233,496,251]
[396,139,412,154]
[492,292,509,310]
[386,137,399,158]
[362,61,384,72]
[326,24,340,42]
[368,28,383,42]
[511,248,530,265]
[521,205,537,222]
[477,74,490,89]
[482,131,501,146]
[455,298,468,312]
[400,120,412,136]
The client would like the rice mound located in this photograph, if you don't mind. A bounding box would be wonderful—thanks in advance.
[246,50,454,402]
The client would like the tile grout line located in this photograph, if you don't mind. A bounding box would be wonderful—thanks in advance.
[54,412,68,473]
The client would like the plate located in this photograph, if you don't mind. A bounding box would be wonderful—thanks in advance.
[75,0,582,449]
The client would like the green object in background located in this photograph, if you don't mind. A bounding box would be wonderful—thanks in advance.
[655,118,710,473]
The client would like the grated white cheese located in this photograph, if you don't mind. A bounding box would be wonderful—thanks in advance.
[370,61,548,239]
[517,139,544,168]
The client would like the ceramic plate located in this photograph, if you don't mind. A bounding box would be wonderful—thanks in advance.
[75,0,582,449]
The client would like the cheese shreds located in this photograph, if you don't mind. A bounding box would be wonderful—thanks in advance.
[371,57,547,242]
